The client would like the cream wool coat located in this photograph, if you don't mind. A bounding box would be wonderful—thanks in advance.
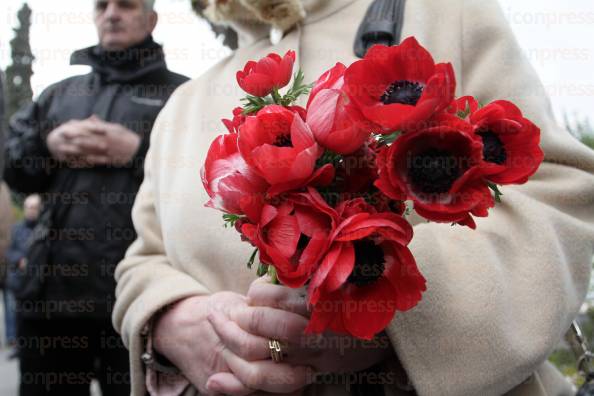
[112,1,594,395]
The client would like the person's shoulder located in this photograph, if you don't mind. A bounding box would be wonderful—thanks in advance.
[11,220,26,233]
[36,73,93,102]
[163,70,190,87]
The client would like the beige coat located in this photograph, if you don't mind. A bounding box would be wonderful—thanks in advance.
[112,1,594,395]
[0,182,13,281]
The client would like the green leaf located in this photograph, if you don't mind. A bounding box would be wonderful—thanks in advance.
[315,149,342,168]
[456,101,471,119]
[271,88,283,105]
[223,213,242,228]
[487,182,503,203]
[256,262,269,277]
[241,95,271,115]
[376,131,401,146]
[246,248,258,269]
[280,69,313,106]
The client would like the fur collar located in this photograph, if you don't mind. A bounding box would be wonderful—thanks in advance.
[202,0,307,33]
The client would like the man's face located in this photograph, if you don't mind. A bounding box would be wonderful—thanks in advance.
[23,196,41,222]
[94,0,158,51]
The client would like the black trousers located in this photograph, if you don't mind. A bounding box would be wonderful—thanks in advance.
[17,317,130,396]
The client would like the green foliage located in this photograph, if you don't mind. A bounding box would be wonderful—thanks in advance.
[240,70,312,114]
[279,70,313,106]
[564,112,594,151]
[241,95,272,115]
[487,182,503,203]
[246,248,258,269]
[581,134,594,151]
[549,307,594,386]
[376,131,401,146]
[223,213,242,228]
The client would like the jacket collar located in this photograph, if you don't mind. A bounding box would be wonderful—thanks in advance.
[70,35,167,83]
[228,0,360,47]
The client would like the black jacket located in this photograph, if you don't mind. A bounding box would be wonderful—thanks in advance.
[4,36,188,318]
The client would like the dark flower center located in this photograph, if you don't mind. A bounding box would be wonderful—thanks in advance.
[274,134,292,147]
[478,131,507,165]
[347,239,385,287]
[381,80,424,106]
[408,149,461,194]
[297,234,310,251]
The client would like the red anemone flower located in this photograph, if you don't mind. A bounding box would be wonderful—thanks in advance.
[238,105,333,195]
[344,37,456,132]
[201,133,268,217]
[306,209,426,340]
[451,96,544,185]
[375,116,494,229]
[241,188,338,287]
[306,63,373,155]
[237,50,296,97]
[222,107,246,134]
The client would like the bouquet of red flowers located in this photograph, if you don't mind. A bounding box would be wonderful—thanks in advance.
[201,37,544,340]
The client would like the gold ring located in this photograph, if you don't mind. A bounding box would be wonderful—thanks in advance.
[268,339,284,363]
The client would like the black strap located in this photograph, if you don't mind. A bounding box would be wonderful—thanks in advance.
[354,0,406,58]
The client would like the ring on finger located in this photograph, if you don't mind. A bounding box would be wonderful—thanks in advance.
[268,339,285,363]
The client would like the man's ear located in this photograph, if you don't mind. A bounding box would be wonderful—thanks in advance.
[147,10,158,33]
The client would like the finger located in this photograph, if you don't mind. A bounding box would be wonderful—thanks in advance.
[58,143,83,157]
[219,348,313,394]
[70,119,107,136]
[84,155,111,165]
[247,280,309,318]
[87,114,102,122]
[61,127,91,141]
[72,137,108,154]
[207,310,271,361]
[206,372,253,396]
[230,306,308,344]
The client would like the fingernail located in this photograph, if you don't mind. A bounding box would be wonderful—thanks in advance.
[206,379,221,392]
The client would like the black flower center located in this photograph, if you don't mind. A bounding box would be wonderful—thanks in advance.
[478,131,507,165]
[347,239,385,287]
[381,80,424,106]
[274,134,292,147]
[408,149,461,194]
[297,234,310,251]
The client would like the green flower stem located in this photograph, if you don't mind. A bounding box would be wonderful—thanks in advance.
[267,266,280,285]
[271,88,283,105]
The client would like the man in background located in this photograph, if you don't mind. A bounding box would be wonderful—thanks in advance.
[3,0,188,394]
[4,194,41,359]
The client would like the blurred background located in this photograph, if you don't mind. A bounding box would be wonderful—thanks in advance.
[0,0,593,394]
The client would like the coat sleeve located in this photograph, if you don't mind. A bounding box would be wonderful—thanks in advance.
[111,89,210,396]
[384,1,594,395]
[3,89,56,194]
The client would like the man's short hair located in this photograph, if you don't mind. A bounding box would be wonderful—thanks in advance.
[144,0,155,10]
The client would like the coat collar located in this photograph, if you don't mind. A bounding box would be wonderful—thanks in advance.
[70,35,167,83]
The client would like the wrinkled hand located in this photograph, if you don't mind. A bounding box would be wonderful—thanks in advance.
[46,115,140,167]
[153,292,312,396]
[205,277,395,395]
[47,117,107,166]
